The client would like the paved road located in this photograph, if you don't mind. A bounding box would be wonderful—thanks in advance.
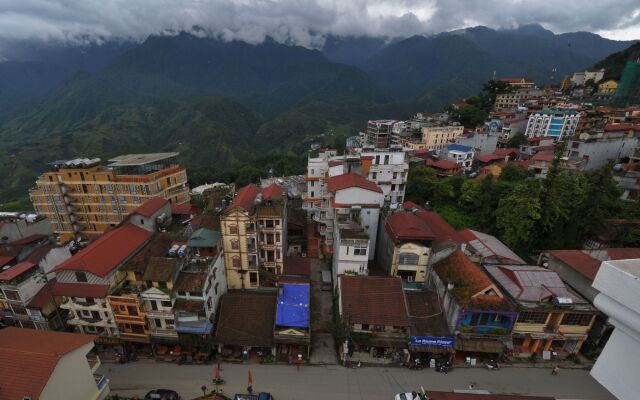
[100,361,615,400]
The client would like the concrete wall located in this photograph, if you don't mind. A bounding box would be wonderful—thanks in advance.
[42,247,73,278]
[0,218,53,243]
[204,252,228,320]
[41,342,109,400]
[566,136,637,170]
[591,259,640,400]
[456,133,498,156]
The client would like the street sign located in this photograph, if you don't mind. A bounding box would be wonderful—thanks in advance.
[410,336,454,348]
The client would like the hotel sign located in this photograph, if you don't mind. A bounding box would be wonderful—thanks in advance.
[410,336,455,348]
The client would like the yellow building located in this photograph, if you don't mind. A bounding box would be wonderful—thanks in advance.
[107,294,150,344]
[29,153,190,243]
[598,80,618,93]
[421,125,464,150]
[220,183,287,289]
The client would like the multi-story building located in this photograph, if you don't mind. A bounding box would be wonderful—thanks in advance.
[499,77,535,89]
[598,80,618,93]
[430,251,517,360]
[364,120,397,149]
[107,293,150,344]
[26,280,66,331]
[0,328,110,400]
[51,223,153,337]
[485,264,597,356]
[377,210,435,283]
[421,124,464,150]
[525,109,580,140]
[441,144,475,168]
[29,153,189,242]
[571,68,605,86]
[0,261,48,329]
[333,220,371,279]
[220,183,287,289]
[563,124,639,171]
[141,286,177,343]
[528,153,555,178]
[494,88,544,111]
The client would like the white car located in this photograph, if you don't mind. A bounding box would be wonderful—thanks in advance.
[394,392,425,400]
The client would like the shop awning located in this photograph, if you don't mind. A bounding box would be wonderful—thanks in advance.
[455,338,504,354]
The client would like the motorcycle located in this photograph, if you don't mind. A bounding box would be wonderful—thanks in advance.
[435,361,452,374]
[351,360,362,369]
[486,360,500,371]
[407,361,424,370]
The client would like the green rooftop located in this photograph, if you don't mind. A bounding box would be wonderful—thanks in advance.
[188,228,221,248]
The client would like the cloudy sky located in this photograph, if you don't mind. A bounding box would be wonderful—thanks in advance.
[0,0,638,48]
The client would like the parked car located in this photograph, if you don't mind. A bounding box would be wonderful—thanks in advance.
[144,389,181,400]
[394,392,426,400]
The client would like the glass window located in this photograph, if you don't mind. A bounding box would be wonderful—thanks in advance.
[75,272,88,282]
[517,311,548,324]
[561,313,593,326]
[398,252,419,265]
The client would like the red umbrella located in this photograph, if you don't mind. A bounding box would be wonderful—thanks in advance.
[248,368,253,385]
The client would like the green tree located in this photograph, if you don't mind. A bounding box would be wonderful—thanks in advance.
[458,179,483,210]
[507,132,526,148]
[496,181,542,254]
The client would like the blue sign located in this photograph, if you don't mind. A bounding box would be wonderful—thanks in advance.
[410,336,454,348]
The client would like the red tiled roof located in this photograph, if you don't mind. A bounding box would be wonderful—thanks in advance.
[604,123,640,132]
[401,201,424,211]
[427,159,459,170]
[170,203,192,215]
[531,153,554,161]
[526,136,554,143]
[533,145,556,152]
[27,280,56,309]
[132,197,169,218]
[434,251,514,310]
[52,224,152,277]
[326,173,383,193]
[283,256,311,276]
[0,255,16,267]
[339,276,409,327]
[52,281,110,298]
[328,160,343,167]
[0,262,37,281]
[426,391,553,400]
[476,154,503,163]
[415,211,460,244]
[606,248,640,260]
[10,234,48,246]
[493,148,519,157]
[549,250,601,281]
[385,212,436,243]
[261,183,286,201]
[225,184,260,213]
[0,328,96,400]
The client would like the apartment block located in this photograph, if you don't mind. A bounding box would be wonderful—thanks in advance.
[525,109,580,140]
[220,183,288,289]
[421,124,464,150]
[364,120,397,149]
[29,153,189,242]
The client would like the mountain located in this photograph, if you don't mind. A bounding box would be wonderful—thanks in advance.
[361,25,636,100]
[0,39,135,117]
[321,35,388,67]
[0,33,394,202]
[592,42,640,81]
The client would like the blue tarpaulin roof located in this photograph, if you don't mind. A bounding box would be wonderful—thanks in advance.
[276,283,309,328]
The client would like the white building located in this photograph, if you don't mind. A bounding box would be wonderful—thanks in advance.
[141,286,178,342]
[441,144,475,168]
[332,222,370,283]
[0,261,47,329]
[0,327,110,400]
[571,68,605,86]
[590,259,640,400]
[525,109,580,140]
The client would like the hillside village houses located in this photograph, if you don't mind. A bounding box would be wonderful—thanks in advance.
[5,64,640,383]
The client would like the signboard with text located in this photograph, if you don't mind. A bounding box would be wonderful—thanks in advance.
[410,336,454,348]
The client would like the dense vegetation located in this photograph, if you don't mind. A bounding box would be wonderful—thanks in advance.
[406,154,640,257]
[592,42,640,81]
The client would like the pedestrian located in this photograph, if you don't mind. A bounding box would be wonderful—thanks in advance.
[552,365,560,376]
[242,349,248,362]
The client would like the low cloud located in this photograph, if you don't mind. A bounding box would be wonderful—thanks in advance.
[0,0,638,50]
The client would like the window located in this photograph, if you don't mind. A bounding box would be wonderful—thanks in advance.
[232,256,241,268]
[166,319,175,326]
[207,297,213,310]
[80,309,93,318]
[161,300,172,308]
[561,313,593,326]
[10,305,28,315]
[371,172,377,179]
[158,281,167,290]
[229,225,239,235]
[178,291,187,296]
[127,306,137,316]
[75,272,88,282]
[3,290,20,301]
[354,245,367,256]
[214,282,219,295]
[154,319,162,328]
[231,239,240,250]
[516,311,549,324]
[384,155,390,164]
[150,301,158,311]
[398,252,419,265]
[249,272,258,285]
[361,324,370,331]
